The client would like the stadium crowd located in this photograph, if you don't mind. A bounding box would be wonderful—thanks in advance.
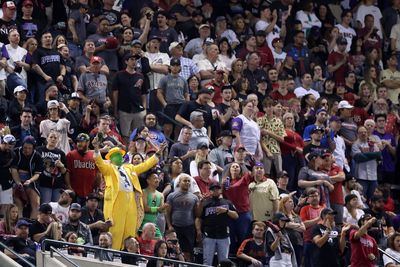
[2,0,400,266]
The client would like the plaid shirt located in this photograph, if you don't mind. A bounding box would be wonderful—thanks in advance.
[176,56,199,80]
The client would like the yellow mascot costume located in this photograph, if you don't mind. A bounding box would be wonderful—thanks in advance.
[93,141,165,250]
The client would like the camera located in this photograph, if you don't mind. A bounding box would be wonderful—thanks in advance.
[96,132,104,143]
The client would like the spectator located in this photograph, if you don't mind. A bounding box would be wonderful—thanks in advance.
[137,222,158,256]
[65,133,98,203]
[380,54,400,105]
[352,126,381,201]
[80,193,107,245]
[75,39,109,77]
[248,163,279,221]
[149,11,179,53]
[48,189,75,224]
[121,236,141,264]
[10,107,39,147]
[198,44,227,86]
[141,171,166,238]
[164,229,185,262]
[243,52,267,91]
[343,194,365,225]
[383,232,400,267]
[156,57,189,139]
[166,175,199,261]
[31,31,65,103]
[169,41,199,80]
[294,73,320,99]
[18,0,43,42]
[267,212,298,267]
[147,240,170,267]
[196,181,238,265]
[335,10,356,52]
[236,221,269,266]
[327,37,354,84]
[208,130,235,169]
[311,208,350,267]
[169,126,195,173]
[62,203,93,245]
[284,30,312,76]
[112,52,148,141]
[0,204,18,240]
[95,232,114,261]
[349,213,379,267]
[7,86,36,128]
[4,219,36,266]
[184,24,211,59]
[29,203,53,242]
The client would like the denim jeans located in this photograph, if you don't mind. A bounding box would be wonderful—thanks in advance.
[6,73,26,95]
[303,241,315,267]
[39,186,61,204]
[229,211,252,253]
[282,154,305,192]
[202,237,230,265]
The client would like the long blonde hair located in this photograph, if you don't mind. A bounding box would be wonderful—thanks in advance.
[3,204,18,234]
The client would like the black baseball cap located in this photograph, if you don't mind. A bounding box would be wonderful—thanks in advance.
[170,58,181,66]
[86,193,101,201]
[209,182,222,190]
[320,208,337,218]
[273,212,290,222]
[39,203,52,214]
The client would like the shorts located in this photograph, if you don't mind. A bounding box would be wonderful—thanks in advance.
[162,104,182,125]
[173,224,195,254]
[0,186,13,204]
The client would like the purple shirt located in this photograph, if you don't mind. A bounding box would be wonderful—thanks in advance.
[372,130,396,172]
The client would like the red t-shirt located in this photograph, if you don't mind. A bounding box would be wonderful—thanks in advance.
[327,51,354,84]
[326,164,345,205]
[256,46,274,67]
[194,176,211,198]
[137,236,157,256]
[222,173,253,213]
[269,90,296,107]
[352,108,371,126]
[66,150,97,198]
[349,229,378,267]
[300,205,323,242]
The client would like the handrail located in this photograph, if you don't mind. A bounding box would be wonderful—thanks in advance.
[49,246,80,267]
[156,111,183,128]
[379,247,400,264]
[42,239,210,267]
[0,241,36,267]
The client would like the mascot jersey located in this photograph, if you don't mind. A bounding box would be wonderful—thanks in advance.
[95,154,158,250]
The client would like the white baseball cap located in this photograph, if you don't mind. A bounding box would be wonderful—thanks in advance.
[13,85,28,94]
[338,100,354,109]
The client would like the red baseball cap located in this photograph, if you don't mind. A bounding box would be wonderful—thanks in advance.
[234,144,246,153]
[22,0,33,6]
[90,56,102,64]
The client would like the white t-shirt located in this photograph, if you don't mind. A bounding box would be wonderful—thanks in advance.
[255,20,281,48]
[383,248,400,267]
[189,161,219,182]
[294,86,320,99]
[295,11,322,33]
[4,44,28,82]
[145,51,170,90]
[49,202,70,223]
[355,4,383,38]
[335,24,356,52]
[390,24,400,52]
[343,207,364,225]
[271,49,286,66]
[39,118,71,153]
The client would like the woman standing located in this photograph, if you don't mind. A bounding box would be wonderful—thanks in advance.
[39,100,76,154]
[10,136,43,219]
[279,196,305,266]
[280,112,305,192]
[218,37,236,71]
[36,131,67,203]
[232,100,261,159]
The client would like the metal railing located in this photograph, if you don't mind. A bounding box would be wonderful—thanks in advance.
[379,247,400,264]
[42,239,210,267]
[0,241,36,267]
[49,246,80,267]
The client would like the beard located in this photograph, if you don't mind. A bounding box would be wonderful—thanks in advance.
[59,199,69,205]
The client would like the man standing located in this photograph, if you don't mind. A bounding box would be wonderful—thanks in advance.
[327,37,354,84]
[10,107,39,147]
[303,108,335,151]
[312,208,351,267]
[166,175,199,261]
[352,126,382,200]
[380,54,400,105]
[149,11,179,53]
[168,126,196,173]
[197,182,238,265]
[0,1,17,44]
[65,133,99,204]
[75,39,109,77]
[294,73,320,99]
[209,130,235,169]
[349,214,378,267]
[335,10,356,52]
[169,42,199,80]
[31,32,66,102]
[0,134,16,213]
[66,3,88,58]
[248,163,280,221]
[157,57,189,139]
[112,52,147,142]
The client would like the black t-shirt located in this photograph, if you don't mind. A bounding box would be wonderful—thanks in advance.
[201,197,236,239]
[18,18,43,41]
[176,101,213,129]
[0,150,15,190]
[303,143,324,158]
[29,220,48,240]
[36,146,66,189]
[11,148,43,176]
[311,224,341,267]
[112,71,147,113]
[32,47,64,82]
[4,236,36,257]
[80,207,104,245]
[0,19,17,44]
